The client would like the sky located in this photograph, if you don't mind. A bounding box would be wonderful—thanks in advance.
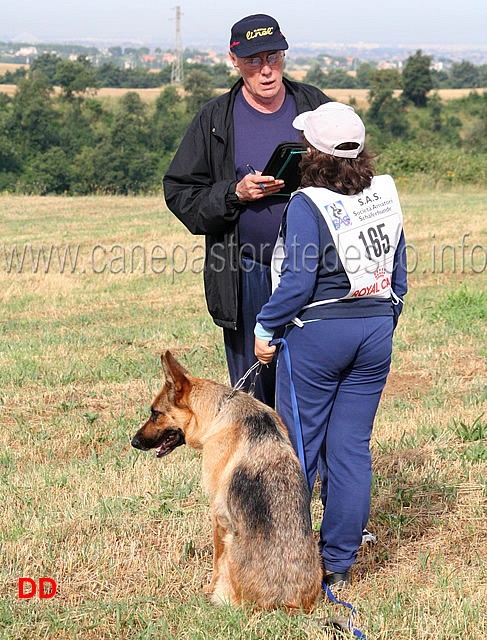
[2,0,487,48]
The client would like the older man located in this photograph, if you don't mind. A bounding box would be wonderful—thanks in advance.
[163,14,330,406]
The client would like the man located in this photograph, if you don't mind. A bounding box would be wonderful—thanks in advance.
[163,14,330,406]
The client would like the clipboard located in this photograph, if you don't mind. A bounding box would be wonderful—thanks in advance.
[262,141,307,196]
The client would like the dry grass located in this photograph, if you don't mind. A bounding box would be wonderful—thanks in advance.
[0,191,486,639]
[0,62,28,74]
[1,73,485,106]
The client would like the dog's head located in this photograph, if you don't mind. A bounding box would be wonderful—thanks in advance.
[131,351,193,458]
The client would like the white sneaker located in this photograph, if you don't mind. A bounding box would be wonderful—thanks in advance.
[362,528,377,544]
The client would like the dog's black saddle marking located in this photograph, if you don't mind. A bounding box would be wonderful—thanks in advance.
[243,412,285,443]
[228,467,273,535]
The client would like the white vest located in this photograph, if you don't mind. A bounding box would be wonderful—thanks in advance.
[271,175,403,310]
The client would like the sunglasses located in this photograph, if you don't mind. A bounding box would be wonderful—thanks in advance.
[241,51,285,70]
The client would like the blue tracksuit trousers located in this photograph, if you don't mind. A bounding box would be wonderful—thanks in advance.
[276,316,393,574]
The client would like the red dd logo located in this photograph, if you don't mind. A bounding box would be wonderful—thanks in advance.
[18,578,57,598]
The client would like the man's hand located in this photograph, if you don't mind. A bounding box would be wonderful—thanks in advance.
[236,172,285,201]
[254,336,276,364]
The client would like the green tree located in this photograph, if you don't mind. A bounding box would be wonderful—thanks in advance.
[95,62,124,88]
[449,60,480,88]
[366,88,409,145]
[149,85,191,175]
[0,97,21,187]
[428,94,443,132]
[431,68,450,89]
[304,64,327,89]
[55,59,97,100]
[479,65,487,87]
[9,74,59,155]
[59,100,95,156]
[30,53,61,84]
[209,63,231,89]
[368,69,402,91]
[81,91,156,193]
[402,49,433,107]
[23,148,72,193]
[463,117,487,152]
[355,62,374,88]
[423,94,461,145]
[159,66,172,85]
[108,46,123,58]
[76,54,92,68]
[81,97,106,127]
[324,69,357,89]
[0,67,27,85]
[0,138,21,189]
[124,67,160,89]
[184,70,216,113]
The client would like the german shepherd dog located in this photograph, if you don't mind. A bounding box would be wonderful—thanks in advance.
[131,351,322,610]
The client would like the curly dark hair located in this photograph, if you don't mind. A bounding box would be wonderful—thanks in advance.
[299,141,376,195]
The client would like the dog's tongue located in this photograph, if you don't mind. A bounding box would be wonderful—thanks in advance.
[155,444,165,457]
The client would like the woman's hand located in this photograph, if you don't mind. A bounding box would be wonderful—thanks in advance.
[254,336,276,364]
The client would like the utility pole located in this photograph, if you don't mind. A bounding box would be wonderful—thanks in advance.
[171,6,184,84]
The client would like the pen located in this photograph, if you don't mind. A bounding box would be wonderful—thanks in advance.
[246,164,266,191]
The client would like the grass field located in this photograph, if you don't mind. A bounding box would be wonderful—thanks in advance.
[0,190,486,639]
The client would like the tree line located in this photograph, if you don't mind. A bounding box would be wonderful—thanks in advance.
[0,66,219,194]
[0,53,232,90]
[2,50,487,92]
[305,51,487,92]
[0,51,486,195]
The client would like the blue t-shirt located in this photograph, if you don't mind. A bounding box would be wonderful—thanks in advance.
[233,88,299,264]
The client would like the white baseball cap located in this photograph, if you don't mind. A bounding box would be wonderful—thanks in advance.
[292,102,366,158]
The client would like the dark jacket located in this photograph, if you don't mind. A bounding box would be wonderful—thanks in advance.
[163,77,330,329]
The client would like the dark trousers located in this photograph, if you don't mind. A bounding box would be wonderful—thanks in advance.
[223,256,276,408]
[276,316,393,573]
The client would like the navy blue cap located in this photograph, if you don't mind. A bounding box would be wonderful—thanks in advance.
[229,14,289,58]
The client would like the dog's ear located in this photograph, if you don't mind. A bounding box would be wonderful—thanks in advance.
[161,351,191,405]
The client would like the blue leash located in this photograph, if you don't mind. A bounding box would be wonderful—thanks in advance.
[270,337,367,639]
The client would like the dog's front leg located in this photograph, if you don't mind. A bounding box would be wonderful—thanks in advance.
[204,510,227,595]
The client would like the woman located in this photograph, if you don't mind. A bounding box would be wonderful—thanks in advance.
[254,102,407,588]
